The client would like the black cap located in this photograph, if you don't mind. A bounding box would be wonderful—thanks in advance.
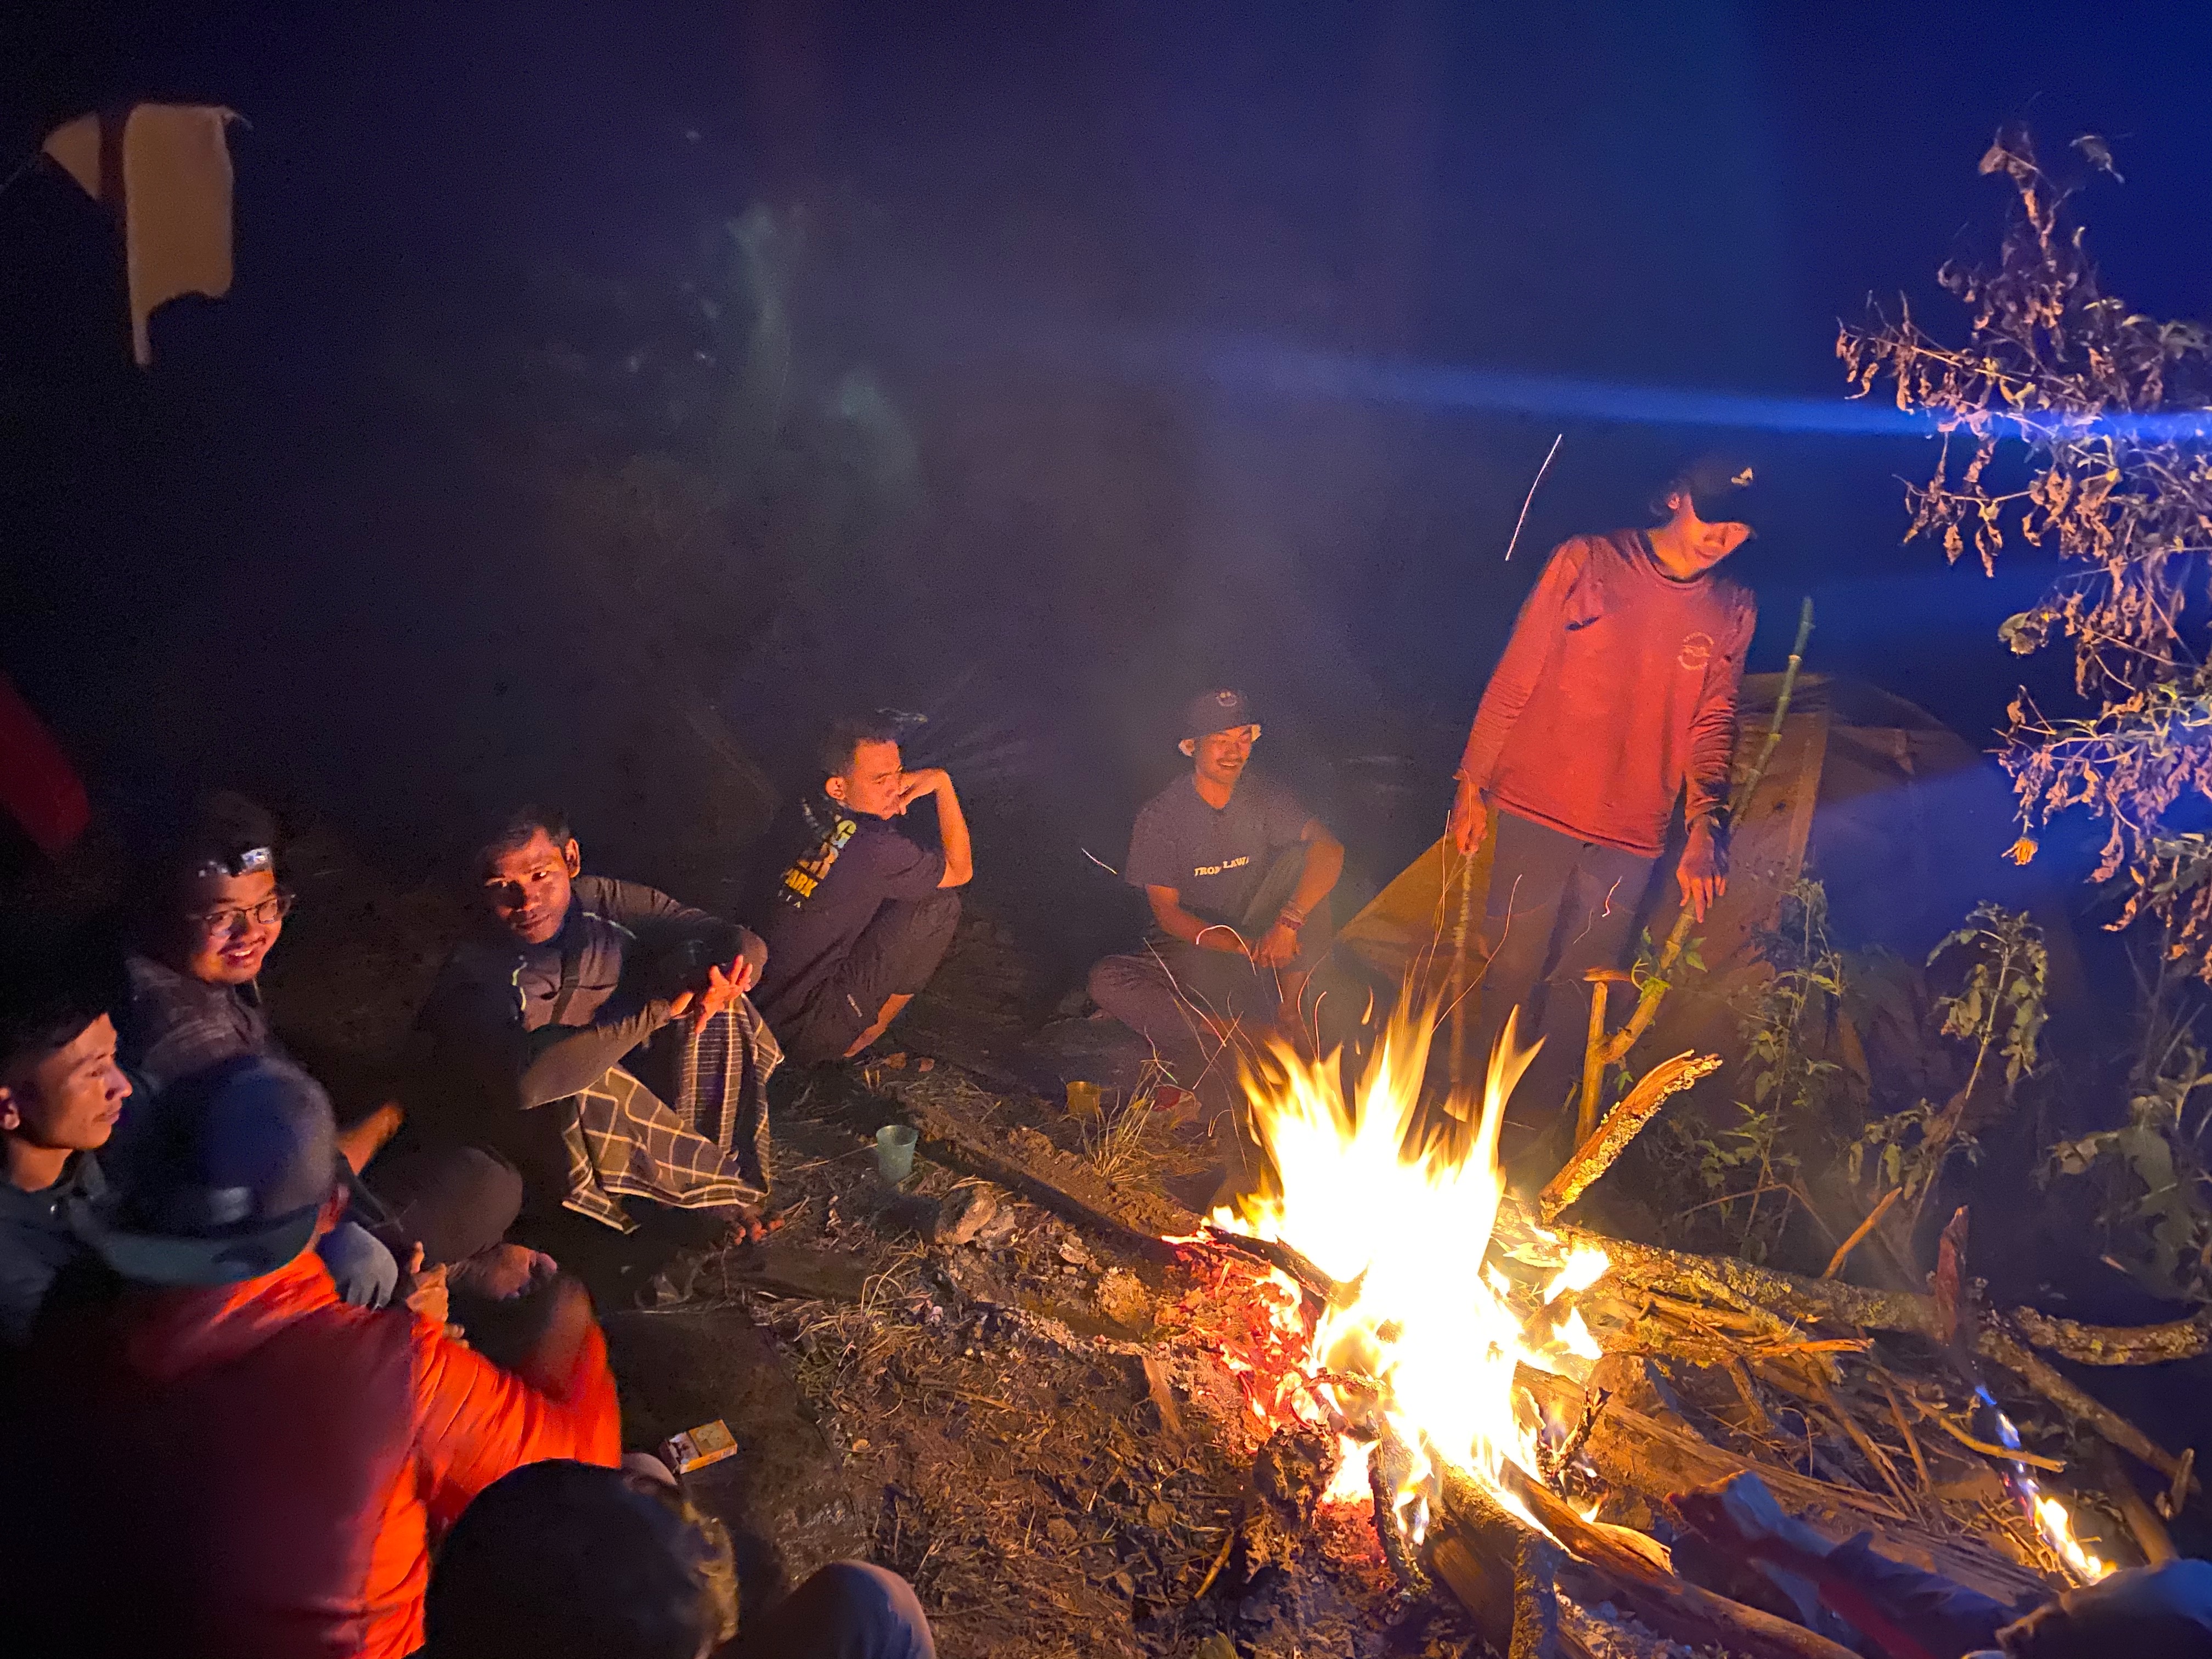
[1179,688,1256,743]
[1655,453,1759,531]
[86,1054,338,1287]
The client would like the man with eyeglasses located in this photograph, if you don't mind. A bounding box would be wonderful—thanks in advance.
[116,792,547,1310]
[1087,690,1344,1105]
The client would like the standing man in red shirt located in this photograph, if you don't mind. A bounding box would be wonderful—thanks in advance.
[1449,455,1758,1127]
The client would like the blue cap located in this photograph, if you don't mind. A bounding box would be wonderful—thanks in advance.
[1180,688,1256,742]
[83,1054,338,1287]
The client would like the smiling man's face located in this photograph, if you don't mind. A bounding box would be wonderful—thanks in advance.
[481,829,580,945]
[178,867,286,986]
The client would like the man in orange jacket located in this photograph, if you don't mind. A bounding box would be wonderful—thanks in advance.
[2,1053,620,1659]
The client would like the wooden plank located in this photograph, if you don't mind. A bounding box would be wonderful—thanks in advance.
[885,1082,1201,1262]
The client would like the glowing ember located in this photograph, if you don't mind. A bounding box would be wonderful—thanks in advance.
[1209,1004,1607,1539]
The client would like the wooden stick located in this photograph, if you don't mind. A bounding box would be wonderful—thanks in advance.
[1447,838,1481,1093]
[1425,1471,1566,1659]
[1808,1374,1916,1513]
[2090,1441,2177,1565]
[1576,972,1621,1146]
[1541,1051,1722,1222]
[1873,1372,1933,1496]
[1912,1402,2066,1473]
[2160,1447,2196,1521]
[1598,596,1817,1070]
[1822,1187,1903,1279]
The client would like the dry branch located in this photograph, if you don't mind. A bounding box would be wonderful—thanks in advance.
[1822,1187,1903,1280]
[1977,1318,2191,1483]
[1540,1051,1723,1222]
[1513,1366,2053,1604]
[1519,1204,2200,1485]
[2006,1307,2212,1365]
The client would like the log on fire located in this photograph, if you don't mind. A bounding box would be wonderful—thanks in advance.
[1432,1465,1862,1659]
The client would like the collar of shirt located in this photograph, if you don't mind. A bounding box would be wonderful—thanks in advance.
[0,1150,106,1224]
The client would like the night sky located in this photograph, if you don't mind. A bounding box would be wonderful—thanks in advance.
[7,1,2212,892]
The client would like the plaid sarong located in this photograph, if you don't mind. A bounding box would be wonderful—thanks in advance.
[557,995,782,1233]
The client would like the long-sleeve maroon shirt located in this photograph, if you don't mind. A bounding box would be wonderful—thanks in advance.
[1458,530,1756,857]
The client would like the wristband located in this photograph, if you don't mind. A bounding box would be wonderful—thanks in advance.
[1277,908,1306,931]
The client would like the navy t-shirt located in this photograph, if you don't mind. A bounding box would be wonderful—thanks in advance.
[756,797,946,1023]
[1122,772,1312,928]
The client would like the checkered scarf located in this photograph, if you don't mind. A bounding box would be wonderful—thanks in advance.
[556,996,782,1233]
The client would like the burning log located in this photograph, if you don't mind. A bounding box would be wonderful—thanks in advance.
[1189,1224,1348,1307]
[1424,1472,1567,1659]
[1541,1050,1723,1223]
[1435,1465,1862,1659]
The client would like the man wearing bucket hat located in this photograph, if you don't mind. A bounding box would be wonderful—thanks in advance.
[1448,453,1759,1130]
[3,1053,620,1659]
[1088,689,1344,1096]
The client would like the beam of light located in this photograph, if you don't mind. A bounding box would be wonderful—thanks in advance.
[1165,336,2212,443]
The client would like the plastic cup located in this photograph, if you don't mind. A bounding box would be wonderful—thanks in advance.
[1065,1080,1103,1121]
[874,1124,919,1183]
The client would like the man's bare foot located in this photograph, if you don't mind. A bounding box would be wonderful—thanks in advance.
[716,1203,788,1246]
[449,1242,559,1302]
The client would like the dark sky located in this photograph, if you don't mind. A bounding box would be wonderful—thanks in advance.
[8,1,2212,864]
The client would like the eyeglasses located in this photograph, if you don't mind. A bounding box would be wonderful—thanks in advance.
[189,890,295,935]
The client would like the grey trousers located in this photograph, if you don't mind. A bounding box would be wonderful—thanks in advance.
[1466,810,1657,1125]
[1086,845,1330,1088]
[726,1562,935,1659]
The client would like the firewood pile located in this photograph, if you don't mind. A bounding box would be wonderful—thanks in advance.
[652,1047,2200,1658]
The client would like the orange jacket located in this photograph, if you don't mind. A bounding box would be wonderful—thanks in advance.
[6,1251,619,1658]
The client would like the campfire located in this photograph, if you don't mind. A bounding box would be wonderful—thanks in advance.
[1204,1008,1612,1543]
[1181,1000,2135,1657]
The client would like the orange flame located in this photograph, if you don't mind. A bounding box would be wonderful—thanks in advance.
[1212,1003,1608,1536]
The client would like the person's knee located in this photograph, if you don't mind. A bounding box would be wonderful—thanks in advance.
[1086,954,1159,1022]
[796,1562,933,1657]
[916,890,961,933]
[452,1145,526,1238]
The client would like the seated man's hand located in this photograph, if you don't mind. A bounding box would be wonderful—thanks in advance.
[403,1246,451,1330]
[686,958,752,1024]
[1252,922,1301,968]
[892,767,951,813]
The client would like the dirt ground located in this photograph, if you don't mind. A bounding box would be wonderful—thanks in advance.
[253,822,1490,1658]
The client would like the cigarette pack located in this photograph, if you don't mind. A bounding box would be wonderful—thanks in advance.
[661,1418,739,1474]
